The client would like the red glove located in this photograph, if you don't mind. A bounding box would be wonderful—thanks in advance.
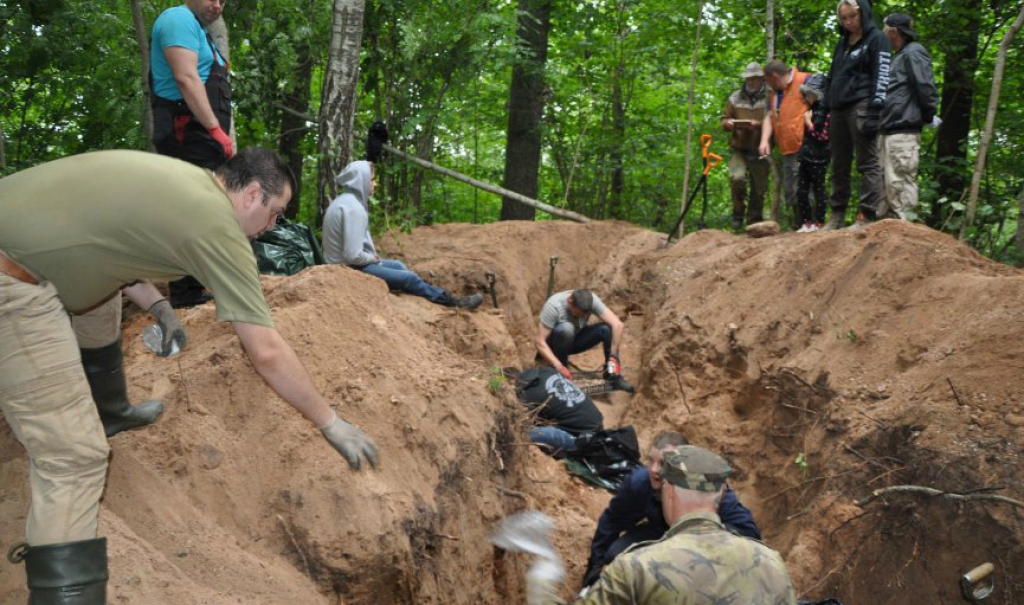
[557,366,572,380]
[605,355,621,378]
[207,125,235,158]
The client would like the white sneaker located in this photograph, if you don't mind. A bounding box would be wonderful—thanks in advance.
[797,222,814,233]
[807,223,819,232]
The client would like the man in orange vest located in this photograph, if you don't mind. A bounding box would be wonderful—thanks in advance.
[758,60,811,228]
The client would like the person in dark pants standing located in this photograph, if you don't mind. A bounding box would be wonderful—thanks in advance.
[796,75,831,232]
[821,0,891,231]
[151,0,236,307]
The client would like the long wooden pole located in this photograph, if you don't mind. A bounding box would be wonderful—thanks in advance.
[381,143,589,223]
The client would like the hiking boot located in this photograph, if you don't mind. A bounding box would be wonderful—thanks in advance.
[819,214,845,231]
[454,292,484,309]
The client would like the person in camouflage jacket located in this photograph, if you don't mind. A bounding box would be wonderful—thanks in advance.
[528,445,796,605]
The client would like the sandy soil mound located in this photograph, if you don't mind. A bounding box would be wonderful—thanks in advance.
[2,219,1022,604]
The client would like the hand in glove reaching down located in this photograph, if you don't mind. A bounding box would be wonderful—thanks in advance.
[147,299,187,356]
[320,411,379,470]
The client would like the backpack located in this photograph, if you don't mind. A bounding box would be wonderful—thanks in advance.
[254,218,325,276]
[564,426,643,491]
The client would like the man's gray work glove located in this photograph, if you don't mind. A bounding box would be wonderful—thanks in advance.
[320,411,379,470]
[147,299,187,356]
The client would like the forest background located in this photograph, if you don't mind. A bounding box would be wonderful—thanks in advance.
[2,0,1023,261]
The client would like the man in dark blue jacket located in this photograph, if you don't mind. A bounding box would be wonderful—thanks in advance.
[581,430,761,587]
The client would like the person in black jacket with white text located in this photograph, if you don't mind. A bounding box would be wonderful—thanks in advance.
[821,0,891,231]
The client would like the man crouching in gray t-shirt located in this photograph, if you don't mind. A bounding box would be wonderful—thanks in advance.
[534,288,634,393]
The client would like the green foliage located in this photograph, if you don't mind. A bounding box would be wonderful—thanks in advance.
[488,366,507,394]
[2,0,1023,263]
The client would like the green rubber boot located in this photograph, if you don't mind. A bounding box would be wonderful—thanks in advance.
[10,538,108,604]
[80,340,164,438]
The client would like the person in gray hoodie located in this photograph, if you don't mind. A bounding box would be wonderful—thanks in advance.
[322,161,483,309]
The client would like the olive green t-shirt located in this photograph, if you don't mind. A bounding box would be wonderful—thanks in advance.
[0,150,272,326]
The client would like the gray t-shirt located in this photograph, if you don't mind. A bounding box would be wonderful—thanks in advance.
[539,290,607,331]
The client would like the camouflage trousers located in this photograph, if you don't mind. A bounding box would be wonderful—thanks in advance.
[880,132,921,219]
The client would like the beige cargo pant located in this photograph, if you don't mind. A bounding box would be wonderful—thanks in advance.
[0,273,121,546]
[880,132,921,219]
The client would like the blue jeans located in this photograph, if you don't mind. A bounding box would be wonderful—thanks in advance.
[359,259,447,304]
[529,426,579,455]
[546,322,612,366]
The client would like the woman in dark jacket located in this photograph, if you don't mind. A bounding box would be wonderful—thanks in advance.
[821,0,892,230]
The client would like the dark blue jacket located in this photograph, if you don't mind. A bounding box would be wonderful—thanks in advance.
[587,467,761,570]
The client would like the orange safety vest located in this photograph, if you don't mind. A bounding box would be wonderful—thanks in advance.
[769,70,810,156]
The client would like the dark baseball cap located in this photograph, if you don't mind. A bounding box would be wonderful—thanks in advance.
[884,13,917,40]
[661,445,732,492]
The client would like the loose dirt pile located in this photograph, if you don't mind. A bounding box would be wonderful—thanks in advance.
[1,219,1022,604]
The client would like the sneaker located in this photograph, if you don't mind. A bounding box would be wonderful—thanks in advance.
[608,376,636,394]
[847,212,872,231]
[816,222,825,230]
[797,221,814,233]
[819,215,845,231]
[807,223,819,232]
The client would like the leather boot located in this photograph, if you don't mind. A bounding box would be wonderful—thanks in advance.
[80,340,164,438]
[437,291,483,309]
[12,538,108,604]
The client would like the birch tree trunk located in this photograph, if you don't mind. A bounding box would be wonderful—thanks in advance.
[959,5,1024,241]
[130,0,154,149]
[676,0,704,238]
[317,0,367,222]
[766,0,775,61]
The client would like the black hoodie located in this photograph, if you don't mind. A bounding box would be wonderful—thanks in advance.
[825,0,891,111]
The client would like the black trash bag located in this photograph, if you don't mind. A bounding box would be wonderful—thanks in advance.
[254,218,325,276]
[564,426,643,492]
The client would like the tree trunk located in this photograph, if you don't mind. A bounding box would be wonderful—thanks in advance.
[279,42,314,219]
[766,0,775,61]
[130,0,154,150]
[930,0,981,229]
[1015,182,1024,259]
[959,5,1024,240]
[500,0,552,221]
[317,0,367,223]
[676,0,704,237]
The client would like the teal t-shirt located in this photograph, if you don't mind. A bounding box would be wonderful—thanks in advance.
[150,6,224,101]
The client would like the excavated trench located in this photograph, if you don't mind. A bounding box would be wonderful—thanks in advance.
[1,219,1022,604]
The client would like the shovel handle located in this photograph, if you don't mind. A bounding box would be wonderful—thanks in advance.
[961,562,995,603]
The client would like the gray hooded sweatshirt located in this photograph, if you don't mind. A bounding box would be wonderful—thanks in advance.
[322,161,378,267]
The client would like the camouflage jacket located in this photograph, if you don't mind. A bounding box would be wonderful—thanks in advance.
[572,511,795,605]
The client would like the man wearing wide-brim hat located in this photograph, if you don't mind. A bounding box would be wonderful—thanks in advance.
[721,62,771,231]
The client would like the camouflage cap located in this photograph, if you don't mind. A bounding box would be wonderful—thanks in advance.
[661,445,732,492]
